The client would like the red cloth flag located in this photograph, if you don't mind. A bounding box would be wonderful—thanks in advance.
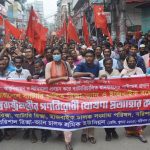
[4,20,22,42]
[26,7,48,54]
[34,23,48,54]
[38,25,48,54]
[56,20,67,39]
[26,6,39,43]
[19,29,26,40]
[93,5,104,29]
[0,15,3,26]
[62,20,67,41]
[56,28,63,38]
[82,14,90,46]
[93,5,113,45]
[67,17,80,43]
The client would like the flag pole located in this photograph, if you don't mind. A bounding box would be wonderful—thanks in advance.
[65,10,68,43]
[96,27,98,45]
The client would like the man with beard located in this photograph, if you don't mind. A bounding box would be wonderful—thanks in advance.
[128,44,146,73]
[8,56,31,79]
[95,46,103,61]
[99,58,119,141]
[23,48,35,75]
[138,44,148,56]
[116,47,127,72]
[80,45,87,58]
[99,48,119,70]
[43,47,53,65]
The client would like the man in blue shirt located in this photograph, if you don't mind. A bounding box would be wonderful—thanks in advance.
[73,50,100,78]
[3,55,16,72]
[73,50,100,144]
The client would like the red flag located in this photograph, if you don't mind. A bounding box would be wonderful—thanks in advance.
[82,14,90,46]
[67,17,80,43]
[4,20,22,42]
[34,23,48,54]
[26,7,48,54]
[38,25,48,54]
[26,6,39,43]
[62,20,67,41]
[56,20,67,39]
[19,29,26,40]
[99,15,113,45]
[93,5,104,29]
[0,15,3,26]
[93,5,113,45]
[56,28,63,38]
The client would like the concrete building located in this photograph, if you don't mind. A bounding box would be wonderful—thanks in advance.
[56,0,149,36]
[56,0,68,29]
[132,1,150,33]
[26,0,44,24]
[0,0,26,27]
[33,0,44,24]
[139,2,150,33]
[56,0,74,29]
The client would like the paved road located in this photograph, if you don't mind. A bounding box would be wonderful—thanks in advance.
[0,127,150,150]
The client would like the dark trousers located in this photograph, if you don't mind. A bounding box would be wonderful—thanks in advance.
[105,128,115,135]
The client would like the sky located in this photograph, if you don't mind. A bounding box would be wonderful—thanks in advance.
[27,0,57,23]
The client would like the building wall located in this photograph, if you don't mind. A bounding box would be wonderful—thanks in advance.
[26,0,44,24]
[72,0,78,8]
[126,4,142,27]
[33,0,44,24]
[56,0,74,28]
[141,8,150,33]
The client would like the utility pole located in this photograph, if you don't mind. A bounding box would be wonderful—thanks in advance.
[68,2,71,16]
[110,0,117,41]
[119,0,126,43]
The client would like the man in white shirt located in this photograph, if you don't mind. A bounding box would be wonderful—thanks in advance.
[99,48,119,70]
[1,56,31,140]
[99,58,120,141]
[8,56,31,80]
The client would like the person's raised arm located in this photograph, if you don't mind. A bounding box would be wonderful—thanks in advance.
[0,43,11,58]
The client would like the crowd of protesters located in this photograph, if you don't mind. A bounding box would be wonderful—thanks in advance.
[0,31,150,150]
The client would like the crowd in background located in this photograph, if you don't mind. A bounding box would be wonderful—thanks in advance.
[0,31,150,150]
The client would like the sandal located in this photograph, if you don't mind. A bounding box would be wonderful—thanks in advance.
[88,137,96,144]
[31,133,38,143]
[23,130,30,140]
[4,131,12,140]
[138,135,147,143]
[81,134,88,143]
[41,135,47,143]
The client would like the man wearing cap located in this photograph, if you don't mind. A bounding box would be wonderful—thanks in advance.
[138,44,149,69]
[139,44,147,56]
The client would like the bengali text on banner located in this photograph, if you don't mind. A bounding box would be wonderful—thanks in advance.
[0,76,150,131]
